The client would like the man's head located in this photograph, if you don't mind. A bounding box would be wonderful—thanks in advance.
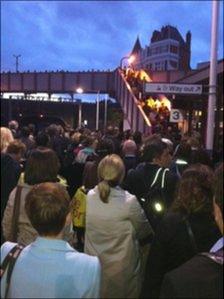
[213,164,223,235]
[25,182,71,237]
[142,137,171,168]
[8,120,19,131]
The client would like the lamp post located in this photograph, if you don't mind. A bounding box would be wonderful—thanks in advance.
[119,55,135,69]
[205,0,220,153]
[96,91,100,131]
[76,88,83,128]
[104,94,108,130]
[13,54,21,72]
[76,87,101,130]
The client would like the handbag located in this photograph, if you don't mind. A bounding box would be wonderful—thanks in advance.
[0,244,24,298]
[72,186,88,228]
[9,186,23,242]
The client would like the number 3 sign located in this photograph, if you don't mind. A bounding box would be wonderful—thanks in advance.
[170,109,184,122]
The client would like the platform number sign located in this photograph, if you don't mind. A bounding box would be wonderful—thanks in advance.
[170,109,184,122]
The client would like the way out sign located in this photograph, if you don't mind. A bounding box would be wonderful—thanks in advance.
[145,83,202,95]
[170,109,184,122]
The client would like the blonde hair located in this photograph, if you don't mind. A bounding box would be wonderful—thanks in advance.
[97,154,125,203]
[0,127,14,153]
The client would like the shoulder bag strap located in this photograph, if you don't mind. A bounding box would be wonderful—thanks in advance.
[5,245,24,299]
[0,245,18,278]
[183,217,198,254]
[10,186,23,242]
[0,244,24,299]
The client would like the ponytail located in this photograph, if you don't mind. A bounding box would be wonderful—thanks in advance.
[98,180,110,203]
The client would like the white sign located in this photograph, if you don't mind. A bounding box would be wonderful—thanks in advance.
[145,83,202,95]
[170,109,184,122]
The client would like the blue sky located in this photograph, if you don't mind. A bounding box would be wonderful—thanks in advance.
[1,0,223,72]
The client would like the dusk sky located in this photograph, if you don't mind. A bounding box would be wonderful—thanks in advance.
[1,0,223,73]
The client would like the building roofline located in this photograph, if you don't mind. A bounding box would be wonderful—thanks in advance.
[175,58,224,82]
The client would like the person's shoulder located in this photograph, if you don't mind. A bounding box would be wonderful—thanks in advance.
[1,241,18,261]
[165,252,222,283]
[71,252,101,274]
[124,189,138,203]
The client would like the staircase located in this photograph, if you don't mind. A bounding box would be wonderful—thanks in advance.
[114,68,152,134]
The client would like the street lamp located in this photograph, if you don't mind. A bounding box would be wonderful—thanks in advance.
[96,91,100,131]
[76,87,101,130]
[104,94,108,130]
[120,55,135,68]
[13,54,21,72]
[76,87,83,128]
[76,87,83,94]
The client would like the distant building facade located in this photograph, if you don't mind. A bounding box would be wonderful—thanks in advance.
[132,25,191,72]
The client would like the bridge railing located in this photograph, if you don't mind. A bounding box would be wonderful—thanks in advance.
[114,68,151,134]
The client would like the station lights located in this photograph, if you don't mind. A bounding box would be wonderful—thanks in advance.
[76,87,83,94]
[120,55,135,68]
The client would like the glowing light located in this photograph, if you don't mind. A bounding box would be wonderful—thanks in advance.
[139,69,152,82]
[128,55,135,64]
[76,87,83,94]
[40,114,44,118]
[176,159,188,165]
[160,96,171,111]
[154,202,163,212]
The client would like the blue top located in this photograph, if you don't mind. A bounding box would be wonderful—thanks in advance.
[210,237,224,253]
[1,237,101,298]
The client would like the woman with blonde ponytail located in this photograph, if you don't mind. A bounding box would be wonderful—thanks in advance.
[85,154,154,298]
[97,154,125,203]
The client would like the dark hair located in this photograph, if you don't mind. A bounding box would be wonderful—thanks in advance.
[214,163,223,212]
[172,164,215,214]
[96,138,114,158]
[28,123,36,134]
[81,135,96,147]
[24,148,60,185]
[46,124,58,137]
[35,132,50,147]
[21,126,30,138]
[142,138,168,162]
[133,131,142,145]
[6,140,26,155]
[25,182,70,236]
[173,143,192,162]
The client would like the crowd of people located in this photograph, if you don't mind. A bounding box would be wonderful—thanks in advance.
[0,120,223,298]
[121,67,172,132]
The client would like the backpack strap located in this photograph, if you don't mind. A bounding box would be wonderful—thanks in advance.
[150,168,163,188]
[10,186,23,242]
[161,168,169,189]
[1,244,24,299]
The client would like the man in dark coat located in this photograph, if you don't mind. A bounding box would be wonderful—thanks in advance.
[123,137,178,209]
[160,164,223,299]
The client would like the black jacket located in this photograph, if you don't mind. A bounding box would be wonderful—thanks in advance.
[1,153,22,220]
[123,162,178,207]
[160,250,223,299]
[140,212,221,298]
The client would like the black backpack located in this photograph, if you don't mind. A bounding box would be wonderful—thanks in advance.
[140,167,169,229]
